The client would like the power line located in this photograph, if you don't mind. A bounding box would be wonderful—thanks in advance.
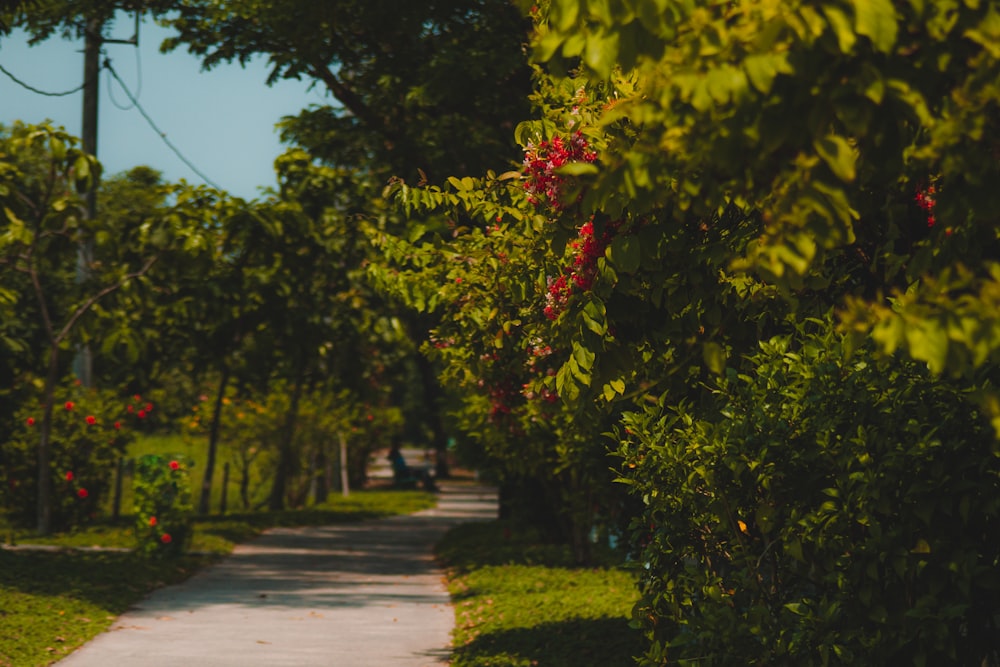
[0,61,88,97]
[107,43,142,111]
[103,56,223,191]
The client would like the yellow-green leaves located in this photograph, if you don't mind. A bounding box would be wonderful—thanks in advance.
[814,134,857,182]
[850,0,898,52]
[743,53,792,94]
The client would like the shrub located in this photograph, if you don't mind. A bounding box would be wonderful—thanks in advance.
[617,324,1000,666]
[133,454,193,557]
[2,384,147,530]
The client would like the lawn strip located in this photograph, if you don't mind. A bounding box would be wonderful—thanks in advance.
[437,521,644,667]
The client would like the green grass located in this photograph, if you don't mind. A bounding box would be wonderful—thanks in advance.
[436,521,645,667]
[1,487,436,666]
[0,550,214,666]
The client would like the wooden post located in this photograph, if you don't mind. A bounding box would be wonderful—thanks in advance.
[339,433,349,497]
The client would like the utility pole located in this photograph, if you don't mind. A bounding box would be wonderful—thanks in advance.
[75,13,137,388]
[75,16,102,388]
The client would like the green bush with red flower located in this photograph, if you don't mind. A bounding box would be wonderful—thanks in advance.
[1,384,152,530]
[133,453,193,557]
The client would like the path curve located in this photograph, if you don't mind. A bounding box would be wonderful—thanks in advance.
[58,482,497,667]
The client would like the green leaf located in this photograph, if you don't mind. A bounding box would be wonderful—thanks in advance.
[851,0,898,53]
[552,0,580,32]
[584,29,620,79]
[702,342,726,375]
[822,6,857,53]
[743,54,778,94]
[558,162,599,176]
[905,320,949,374]
[572,341,596,372]
[602,383,617,401]
[814,134,856,182]
[74,154,91,182]
[608,235,641,273]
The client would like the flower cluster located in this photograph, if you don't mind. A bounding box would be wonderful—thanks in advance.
[544,218,621,320]
[488,380,518,422]
[915,183,937,228]
[522,132,597,210]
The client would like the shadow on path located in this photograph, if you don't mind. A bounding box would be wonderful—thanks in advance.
[57,482,497,667]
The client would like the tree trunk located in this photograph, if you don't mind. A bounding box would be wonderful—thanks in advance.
[268,369,305,511]
[414,351,450,479]
[36,346,61,535]
[199,365,231,515]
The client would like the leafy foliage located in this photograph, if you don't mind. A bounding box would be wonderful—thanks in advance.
[372,0,1000,662]
[2,385,146,530]
[132,453,193,557]
[618,324,1000,665]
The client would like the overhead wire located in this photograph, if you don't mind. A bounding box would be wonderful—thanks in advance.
[107,40,142,111]
[0,61,88,97]
[103,56,223,191]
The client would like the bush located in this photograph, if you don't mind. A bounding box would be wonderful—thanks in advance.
[617,324,1000,666]
[1,384,148,530]
[133,454,193,557]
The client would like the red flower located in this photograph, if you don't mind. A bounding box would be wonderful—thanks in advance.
[85,415,96,425]
[127,404,134,413]
[65,471,74,481]
[149,516,157,527]
[65,401,74,411]
[137,410,146,419]
[169,460,179,470]
[26,417,35,426]
[160,533,172,544]
[134,394,142,402]
[145,403,153,412]
[77,488,88,499]
[113,421,121,430]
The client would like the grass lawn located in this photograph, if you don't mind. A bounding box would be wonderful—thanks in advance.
[0,488,435,666]
[436,521,645,667]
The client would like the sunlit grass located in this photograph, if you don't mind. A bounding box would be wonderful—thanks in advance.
[436,521,644,667]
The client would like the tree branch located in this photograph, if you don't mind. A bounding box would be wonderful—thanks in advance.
[307,61,430,174]
[54,255,158,346]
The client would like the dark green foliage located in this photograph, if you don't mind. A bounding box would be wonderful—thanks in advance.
[617,322,1000,665]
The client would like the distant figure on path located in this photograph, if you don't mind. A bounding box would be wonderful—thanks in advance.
[388,443,438,492]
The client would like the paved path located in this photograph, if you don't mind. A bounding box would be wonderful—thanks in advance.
[58,482,497,667]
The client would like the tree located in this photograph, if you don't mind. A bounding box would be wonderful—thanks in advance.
[161,0,532,181]
[0,123,156,533]
[158,1,537,470]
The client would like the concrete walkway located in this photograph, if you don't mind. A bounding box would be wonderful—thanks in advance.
[58,482,497,667]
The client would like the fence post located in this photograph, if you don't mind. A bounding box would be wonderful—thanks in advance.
[220,462,229,515]
[339,433,349,498]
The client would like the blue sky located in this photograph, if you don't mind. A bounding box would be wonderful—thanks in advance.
[0,14,324,200]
